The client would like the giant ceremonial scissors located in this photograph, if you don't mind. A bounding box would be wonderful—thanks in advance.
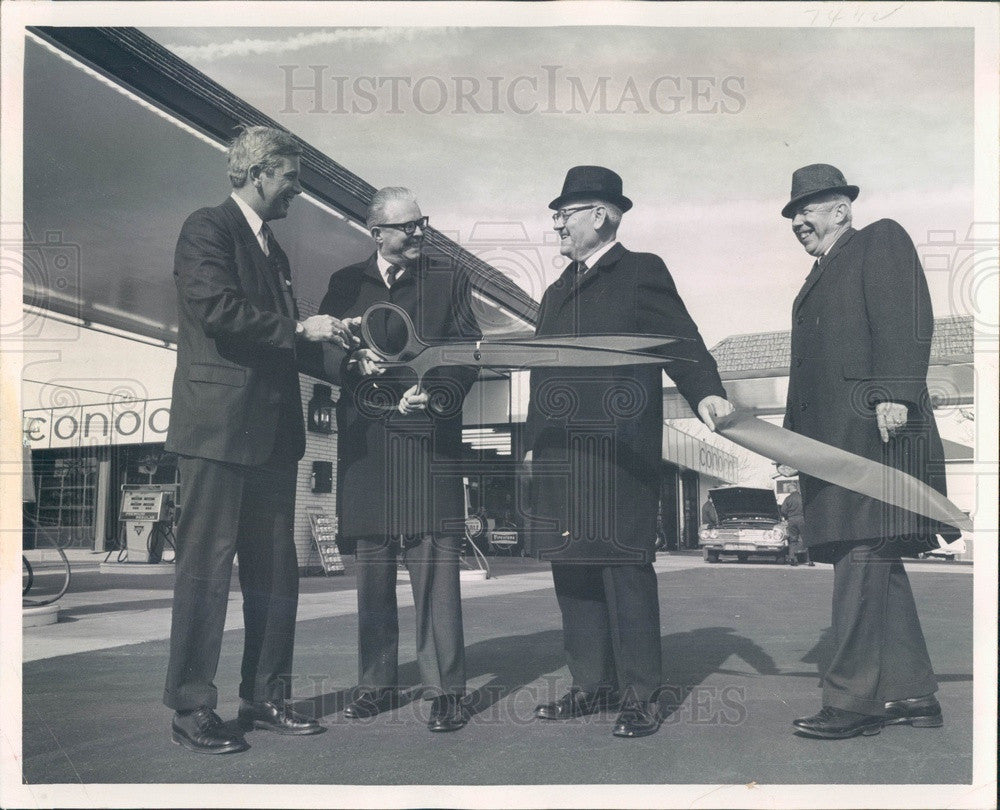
[358,301,691,385]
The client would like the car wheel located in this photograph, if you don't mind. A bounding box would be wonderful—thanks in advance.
[736,553,749,563]
[706,551,720,564]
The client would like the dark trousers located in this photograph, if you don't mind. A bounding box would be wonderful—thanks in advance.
[355,534,465,695]
[822,541,937,715]
[163,456,299,711]
[551,562,662,702]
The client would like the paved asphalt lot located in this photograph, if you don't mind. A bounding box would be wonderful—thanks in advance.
[17,551,974,795]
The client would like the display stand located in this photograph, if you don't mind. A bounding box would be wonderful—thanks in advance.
[307,508,344,575]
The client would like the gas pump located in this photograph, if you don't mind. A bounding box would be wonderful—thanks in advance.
[118,484,176,563]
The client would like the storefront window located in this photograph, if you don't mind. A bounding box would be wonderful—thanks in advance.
[26,450,99,549]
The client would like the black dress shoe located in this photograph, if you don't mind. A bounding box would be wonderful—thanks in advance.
[792,706,883,739]
[884,694,943,728]
[612,700,661,738]
[427,694,468,732]
[171,707,249,755]
[534,688,620,720]
[238,699,325,735]
[343,688,397,719]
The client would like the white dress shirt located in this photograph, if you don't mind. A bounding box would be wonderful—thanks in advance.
[230,192,270,256]
[578,240,619,273]
[376,252,400,288]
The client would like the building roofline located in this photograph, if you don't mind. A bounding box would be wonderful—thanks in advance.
[29,26,538,324]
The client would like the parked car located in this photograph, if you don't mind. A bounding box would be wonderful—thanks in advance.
[699,486,795,564]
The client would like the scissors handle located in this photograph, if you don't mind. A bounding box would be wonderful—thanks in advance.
[360,301,427,362]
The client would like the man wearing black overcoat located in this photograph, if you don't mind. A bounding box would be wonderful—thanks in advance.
[319,187,479,733]
[780,164,960,739]
[523,166,733,738]
[164,126,355,753]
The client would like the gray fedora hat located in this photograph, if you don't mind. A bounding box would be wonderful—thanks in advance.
[782,163,859,218]
[549,165,633,213]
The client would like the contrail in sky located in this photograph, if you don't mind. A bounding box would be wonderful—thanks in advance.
[163,28,419,61]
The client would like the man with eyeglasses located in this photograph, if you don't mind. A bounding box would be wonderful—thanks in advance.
[522,166,733,738]
[318,187,479,732]
[779,164,957,739]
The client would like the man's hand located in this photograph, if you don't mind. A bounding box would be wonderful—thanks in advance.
[298,315,358,349]
[343,316,363,339]
[398,384,429,415]
[347,348,384,377]
[776,464,799,478]
[697,395,734,432]
[521,450,533,476]
[875,401,908,443]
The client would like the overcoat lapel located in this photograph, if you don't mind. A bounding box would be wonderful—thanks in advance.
[551,242,627,318]
[793,228,855,314]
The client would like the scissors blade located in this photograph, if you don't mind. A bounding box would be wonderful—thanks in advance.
[491,334,684,353]
[715,410,972,533]
[438,344,692,369]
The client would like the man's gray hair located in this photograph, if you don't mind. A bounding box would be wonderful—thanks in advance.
[227,126,303,189]
[599,201,624,230]
[367,187,418,229]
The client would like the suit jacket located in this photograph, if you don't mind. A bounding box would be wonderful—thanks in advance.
[319,253,479,538]
[524,243,726,563]
[783,218,957,557]
[165,196,310,467]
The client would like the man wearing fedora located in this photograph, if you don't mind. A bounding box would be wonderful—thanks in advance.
[780,163,959,739]
[522,166,732,738]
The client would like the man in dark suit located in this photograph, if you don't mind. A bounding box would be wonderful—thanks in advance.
[523,166,733,738]
[319,187,479,733]
[164,126,355,754]
[780,164,958,739]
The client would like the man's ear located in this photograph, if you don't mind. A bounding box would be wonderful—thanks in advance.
[248,163,264,188]
[370,226,382,244]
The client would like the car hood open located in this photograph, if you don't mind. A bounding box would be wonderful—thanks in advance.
[708,487,781,522]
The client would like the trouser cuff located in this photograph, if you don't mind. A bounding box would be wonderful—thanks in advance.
[163,688,217,712]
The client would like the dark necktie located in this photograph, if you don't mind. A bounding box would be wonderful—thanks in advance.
[260,222,273,257]
[261,224,294,316]
[386,264,402,288]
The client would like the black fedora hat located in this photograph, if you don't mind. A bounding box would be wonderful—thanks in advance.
[781,163,859,219]
[549,165,633,213]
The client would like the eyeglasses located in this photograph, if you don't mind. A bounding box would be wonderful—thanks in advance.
[375,216,429,236]
[552,205,598,225]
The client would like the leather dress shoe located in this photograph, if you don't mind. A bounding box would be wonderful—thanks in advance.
[171,707,248,755]
[792,706,883,739]
[884,695,943,728]
[612,700,661,738]
[534,688,620,720]
[238,699,325,735]
[428,694,468,732]
[343,688,397,719]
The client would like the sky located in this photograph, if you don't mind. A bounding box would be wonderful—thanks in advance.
[144,23,976,348]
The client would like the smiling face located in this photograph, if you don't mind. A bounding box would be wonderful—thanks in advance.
[255,155,302,221]
[790,195,850,257]
[372,197,426,268]
[553,201,603,261]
